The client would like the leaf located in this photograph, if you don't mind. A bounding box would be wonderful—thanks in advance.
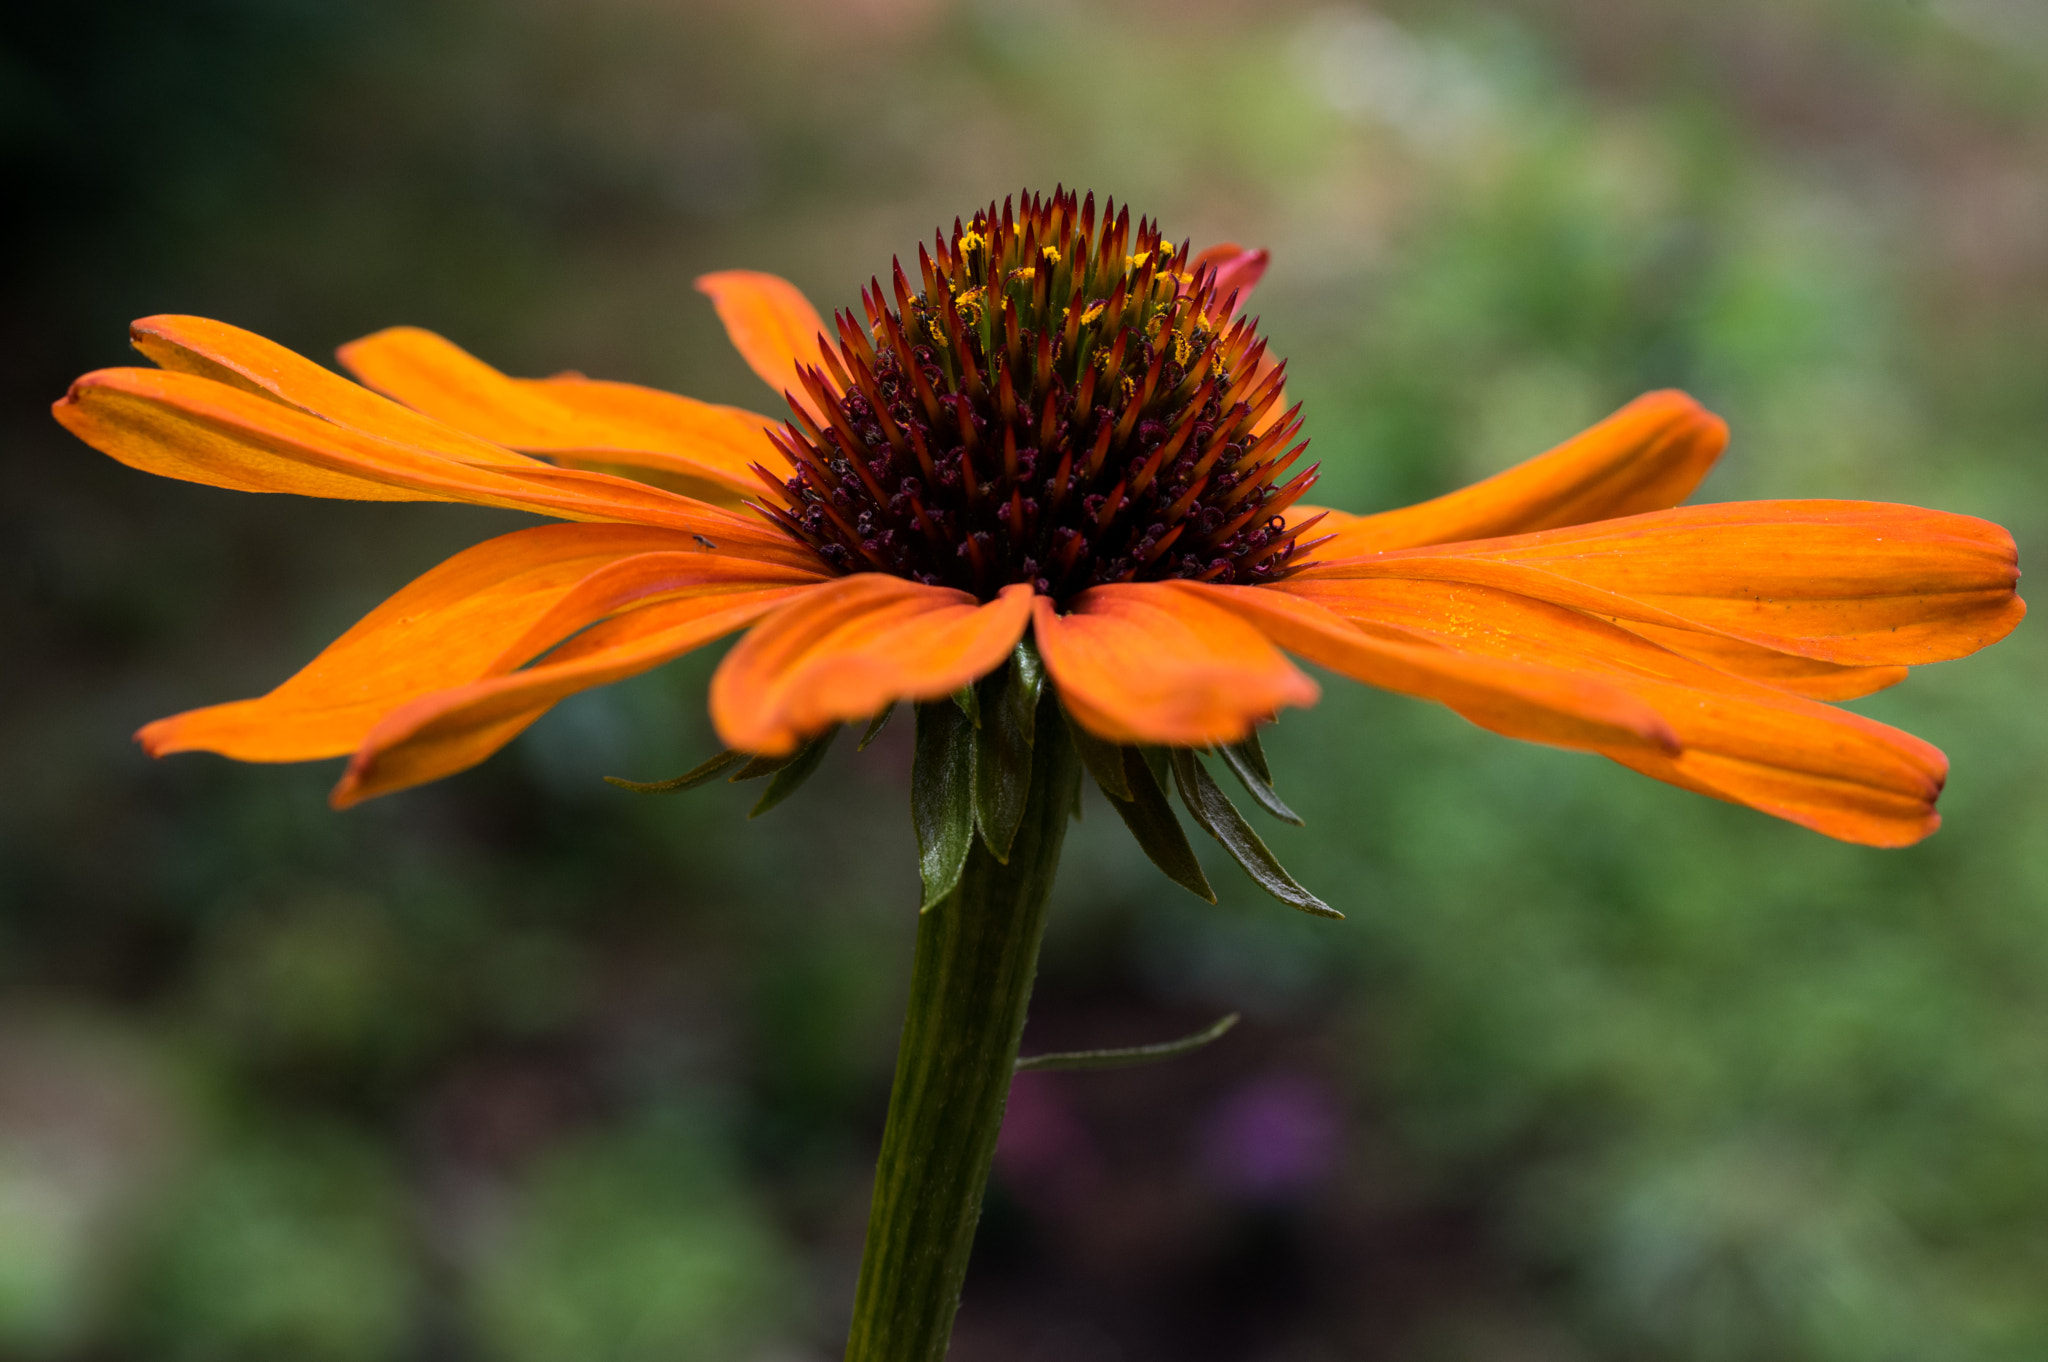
[1099,745,1214,903]
[974,640,1044,862]
[912,700,976,911]
[1169,749,1340,919]
[1061,705,1131,800]
[857,704,896,751]
[1015,1013,1240,1072]
[604,749,744,794]
[1214,738,1304,826]
[749,726,840,818]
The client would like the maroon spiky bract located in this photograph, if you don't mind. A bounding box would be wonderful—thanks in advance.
[751,189,1328,602]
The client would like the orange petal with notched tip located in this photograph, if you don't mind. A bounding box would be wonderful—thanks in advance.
[710,578,1036,757]
[334,584,813,806]
[336,326,789,505]
[1190,581,1678,754]
[1032,583,1320,748]
[1298,391,1728,554]
[1279,575,1946,845]
[139,525,822,763]
[694,270,830,417]
[1301,499,2023,667]
[54,366,816,568]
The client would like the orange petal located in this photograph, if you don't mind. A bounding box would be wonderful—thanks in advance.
[336,325,789,504]
[334,584,813,806]
[1610,619,1907,700]
[1280,575,1947,846]
[710,578,1036,756]
[1031,583,1320,748]
[1192,582,1677,754]
[1300,500,2024,666]
[1187,243,1269,318]
[694,270,830,417]
[129,314,536,468]
[55,366,816,568]
[1301,390,1728,554]
[140,525,821,762]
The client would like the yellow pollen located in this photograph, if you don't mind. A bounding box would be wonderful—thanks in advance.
[1080,301,1106,325]
[1039,245,1062,265]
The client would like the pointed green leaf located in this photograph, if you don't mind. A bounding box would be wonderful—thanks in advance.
[951,680,981,727]
[1099,746,1213,902]
[974,641,1044,862]
[858,704,897,751]
[1015,1012,1240,1072]
[1214,739,1304,826]
[749,726,840,818]
[913,700,977,911]
[604,749,744,794]
[1169,749,1339,919]
[1062,705,1130,800]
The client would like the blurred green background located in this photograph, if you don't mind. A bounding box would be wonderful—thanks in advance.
[3,0,2043,1358]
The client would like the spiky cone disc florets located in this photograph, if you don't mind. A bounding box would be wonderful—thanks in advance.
[752,190,1329,602]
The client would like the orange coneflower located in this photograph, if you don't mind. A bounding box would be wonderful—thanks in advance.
[54,187,2026,1361]
[55,188,2021,854]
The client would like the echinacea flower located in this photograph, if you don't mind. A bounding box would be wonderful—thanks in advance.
[55,189,2022,852]
[56,187,2026,1362]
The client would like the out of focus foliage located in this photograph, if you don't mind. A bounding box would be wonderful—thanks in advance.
[2,1,2042,1359]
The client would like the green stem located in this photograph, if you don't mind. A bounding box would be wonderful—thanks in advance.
[844,706,1080,1361]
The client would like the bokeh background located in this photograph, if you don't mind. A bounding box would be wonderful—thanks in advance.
[4,0,2045,1358]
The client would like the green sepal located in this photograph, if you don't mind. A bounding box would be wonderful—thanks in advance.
[749,726,840,818]
[1227,728,1273,785]
[858,705,897,751]
[1015,1012,1239,1072]
[951,681,981,728]
[912,700,977,911]
[731,749,798,781]
[1214,737,1304,826]
[1062,705,1130,800]
[1169,749,1340,919]
[1099,745,1214,903]
[973,641,1043,863]
[604,749,744,794]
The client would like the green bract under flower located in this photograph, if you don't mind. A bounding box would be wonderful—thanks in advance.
[754,189,1327,603]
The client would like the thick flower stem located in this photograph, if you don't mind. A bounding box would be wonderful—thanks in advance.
[844,709,1080,1362]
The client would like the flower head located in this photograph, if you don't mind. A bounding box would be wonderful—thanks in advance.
[54,189,2022,853]
[756,192,1316,599]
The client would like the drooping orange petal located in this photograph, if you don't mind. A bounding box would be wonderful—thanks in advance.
[1190,582,1678,754]
[334,584,814,807]
[129,314,537,468]
[1299,391,1728,555]
[1300,500,2024,666]
[139,525,823,762]
[335,325,789,504]
[694,270,829,416]
[55,366,816,568]
[710,577,1036,757]
[1031,583,1320,748]
[1279,575,1947,845]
